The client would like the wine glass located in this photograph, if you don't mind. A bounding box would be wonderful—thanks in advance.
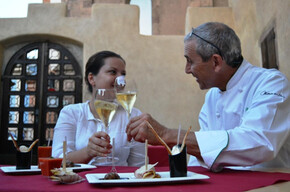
[115,76,137,145]
[91,88,119,164]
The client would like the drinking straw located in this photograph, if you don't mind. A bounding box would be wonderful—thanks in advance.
[63,137,67,172]
[112,138,115,167]
[180,126,192,152]
[177,124,181,145]
[47,138,51,147]
[146,121,172,155]
[28,139,39,152]
[145,139,148,170]
[9,132,19,151]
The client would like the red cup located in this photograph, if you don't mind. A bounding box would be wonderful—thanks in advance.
[39,158,62,176]
[38,146,52,167]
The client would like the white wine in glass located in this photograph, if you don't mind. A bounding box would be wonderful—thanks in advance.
[94,99,118,128]
[115,76,137,119]
[116,92,137,118]
[92,89,119,164]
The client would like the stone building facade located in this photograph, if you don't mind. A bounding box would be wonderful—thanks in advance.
[61,0,229,35]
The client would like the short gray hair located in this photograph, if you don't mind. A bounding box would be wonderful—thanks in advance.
[184,22,243,68]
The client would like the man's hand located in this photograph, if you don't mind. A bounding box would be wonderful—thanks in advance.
[126,113,167,145]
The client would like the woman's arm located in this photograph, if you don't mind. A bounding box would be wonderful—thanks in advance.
[52,105,111,163]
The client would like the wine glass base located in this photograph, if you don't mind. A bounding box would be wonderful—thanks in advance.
[123,139,136,148]
[91,157,119,165]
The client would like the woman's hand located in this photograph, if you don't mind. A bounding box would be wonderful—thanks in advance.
[86,131,112,158]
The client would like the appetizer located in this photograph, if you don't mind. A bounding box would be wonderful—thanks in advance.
[134,163,161,179]
[103,172,120,180]
[61,160,75,168]
[50,168,84,184]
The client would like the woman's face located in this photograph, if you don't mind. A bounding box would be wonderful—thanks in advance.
[91,57,126,90]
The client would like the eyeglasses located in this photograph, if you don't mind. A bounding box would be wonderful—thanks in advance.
[190,28,223,59]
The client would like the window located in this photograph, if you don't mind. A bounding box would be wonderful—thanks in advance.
[261,28,278,69]
[0,42,82,164]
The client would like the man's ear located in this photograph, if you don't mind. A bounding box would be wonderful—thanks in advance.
[212,54,223,72]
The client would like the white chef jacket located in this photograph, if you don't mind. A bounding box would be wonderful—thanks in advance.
[52,101,145,167]
[188,60,290,172]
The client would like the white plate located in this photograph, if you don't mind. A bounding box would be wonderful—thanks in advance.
[0,164,96,174]
[1,165,41,174]
[86,171,209,185]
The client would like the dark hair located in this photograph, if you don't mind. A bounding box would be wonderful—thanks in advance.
[85,51,126,93]
[184,22,243,68]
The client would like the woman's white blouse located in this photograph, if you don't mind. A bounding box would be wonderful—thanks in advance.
[188,60,290,171]
[52,101,145,167]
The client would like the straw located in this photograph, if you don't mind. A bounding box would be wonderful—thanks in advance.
[111,138,117,173]
[145,139,148,170]
[47,138,51,147]
[177,124,181,146]
[28,139,39,152]
[146,121,172,155]
[180,126,192,152]
[63,137,67,172]
[9,132,19,151]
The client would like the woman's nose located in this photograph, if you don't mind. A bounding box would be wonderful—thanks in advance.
[185,63,191,74]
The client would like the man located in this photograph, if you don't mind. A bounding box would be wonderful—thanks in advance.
[126,22,290,172]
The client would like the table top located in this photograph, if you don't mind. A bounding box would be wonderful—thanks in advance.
[0,165,289,192]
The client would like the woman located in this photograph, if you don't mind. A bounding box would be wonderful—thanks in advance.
[52,51,145,166]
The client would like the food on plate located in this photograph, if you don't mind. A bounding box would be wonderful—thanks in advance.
[50,168,84,184]
[134,162,161,179]
[103,172,121,180]
[171,145,181,155]
[61,160,75,168]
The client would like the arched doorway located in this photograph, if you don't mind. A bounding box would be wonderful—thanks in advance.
[0,42,82,164]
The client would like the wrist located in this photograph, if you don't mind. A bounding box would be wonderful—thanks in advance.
[85,146,94,160]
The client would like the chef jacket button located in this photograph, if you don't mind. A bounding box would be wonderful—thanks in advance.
[216,113,220,118]
[239,88,243,93]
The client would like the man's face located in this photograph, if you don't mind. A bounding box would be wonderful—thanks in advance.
[184,41,216,90]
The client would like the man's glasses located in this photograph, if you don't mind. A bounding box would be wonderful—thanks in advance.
[190,28,223,59]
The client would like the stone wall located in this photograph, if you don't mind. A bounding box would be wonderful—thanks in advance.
[0,0,289,132]
[0,3,201,131]
[62,0,129,17]
[152,0,229,35]
[230,0,290,78]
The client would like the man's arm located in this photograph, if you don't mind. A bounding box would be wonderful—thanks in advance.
[126,113,203,160]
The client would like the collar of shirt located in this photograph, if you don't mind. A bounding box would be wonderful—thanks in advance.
[85,100,102,122]
[226,60,251,91]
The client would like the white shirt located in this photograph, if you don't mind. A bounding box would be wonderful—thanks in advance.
[188,60,290,171]
[52,101,145,167]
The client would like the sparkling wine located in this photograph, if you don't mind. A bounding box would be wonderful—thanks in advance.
[94,100,118,128]
[116,92,137,117]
